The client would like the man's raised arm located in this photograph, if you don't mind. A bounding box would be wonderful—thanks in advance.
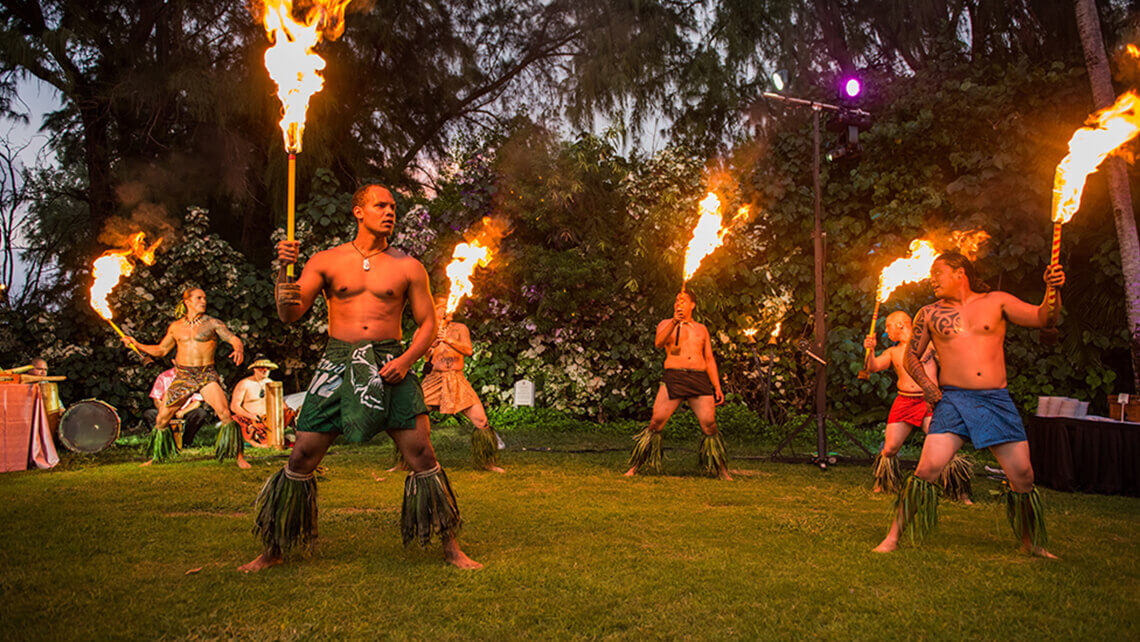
[904,306,941,405]
[654,319,678,349]
[1001,264,1066,329]
[124,326,177,358]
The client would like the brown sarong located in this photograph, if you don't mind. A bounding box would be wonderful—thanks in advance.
[421,370,481,415]
[164,364,221,408]
[662,369,715,400]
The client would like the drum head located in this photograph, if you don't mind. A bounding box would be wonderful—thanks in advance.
[59,399,121,454]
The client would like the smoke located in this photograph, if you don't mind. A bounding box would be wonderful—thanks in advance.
[922,226,993,261]
[97,181,178,248]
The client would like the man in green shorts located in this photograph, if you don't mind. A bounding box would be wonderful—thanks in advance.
[239,184,481,572]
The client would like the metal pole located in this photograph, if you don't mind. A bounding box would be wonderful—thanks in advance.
[812,107,828,470]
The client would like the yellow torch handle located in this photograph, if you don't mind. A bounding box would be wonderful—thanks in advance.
[858,298,881,380]
[287,154,296,279]
[105,318,144,358]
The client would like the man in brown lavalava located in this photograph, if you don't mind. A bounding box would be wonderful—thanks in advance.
[874,252,1064,558]
[239,184,481,572]
[863,311,973,502]
[624,291,730,480]
[124,287,249,468]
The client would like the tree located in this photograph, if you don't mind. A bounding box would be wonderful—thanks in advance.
[1073,0,1140,390]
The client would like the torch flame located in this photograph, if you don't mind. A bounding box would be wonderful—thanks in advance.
[258,0,352,153]
[877,239,939,302]
[743,328,758,338]
[444,242,493,314]
[770,320,782,339]
[682,193,748,284]
[948,229,991,262]
[89,233,163,321]
[1128,44,1140,59]
[1053,90,1140,224]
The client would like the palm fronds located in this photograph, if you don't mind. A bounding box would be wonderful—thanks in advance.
[401,465,462,547]
[697,433,729,477]
[251,467,318,558]
[628,427,663,474]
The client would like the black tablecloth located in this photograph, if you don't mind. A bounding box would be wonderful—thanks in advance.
[1026,416,1140,496]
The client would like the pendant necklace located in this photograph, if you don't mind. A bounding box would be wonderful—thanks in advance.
[351,241,385,271]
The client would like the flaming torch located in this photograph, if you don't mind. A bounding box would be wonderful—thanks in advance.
[89,232,162,359]
[677,192,749,343]
[257,0,352,277]
[1048,90,1140,311]
[857,239,939,379]
[444,242,493,315]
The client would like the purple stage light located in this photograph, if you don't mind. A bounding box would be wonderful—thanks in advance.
[843,78,861,98]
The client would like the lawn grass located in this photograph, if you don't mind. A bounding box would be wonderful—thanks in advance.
[1,426,1137,640]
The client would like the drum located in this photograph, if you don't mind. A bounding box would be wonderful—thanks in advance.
[58,399,120,454]
[265,381,285,450]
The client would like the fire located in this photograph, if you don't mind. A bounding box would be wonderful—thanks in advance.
[743,328,758,338]
[444,242,493,314]
[1128,44,1140,58]
[257,0,352,153]
[948,229,991,261]
[682,193,748,284]
[89,232,162,321]
[1053,90,1140,224]
[877,239,939,302]
[770,320,782,339]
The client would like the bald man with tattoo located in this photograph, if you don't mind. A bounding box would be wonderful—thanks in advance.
[874,252,1064,557]
[124,287,249,468]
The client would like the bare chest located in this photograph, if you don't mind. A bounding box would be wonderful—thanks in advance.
[666,324,704,358]
[173,321,216,344]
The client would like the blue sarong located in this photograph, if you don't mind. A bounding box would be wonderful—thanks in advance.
[928,386,1026,449]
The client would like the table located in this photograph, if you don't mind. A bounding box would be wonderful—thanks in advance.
[1026,415,1140,496]
[0,383,59,472]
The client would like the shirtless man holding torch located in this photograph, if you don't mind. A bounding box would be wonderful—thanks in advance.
[124,288,248,468]
[624,291,730,480]
[874,252,1064,557]
[240,184,480,572]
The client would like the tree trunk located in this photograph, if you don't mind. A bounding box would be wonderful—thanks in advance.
[1074,0,1140,392]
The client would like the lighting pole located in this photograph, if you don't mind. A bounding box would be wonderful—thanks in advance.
[762,90,872,469]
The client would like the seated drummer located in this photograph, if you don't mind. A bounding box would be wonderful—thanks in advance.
[143,368,212,447]
[230,358,295,448]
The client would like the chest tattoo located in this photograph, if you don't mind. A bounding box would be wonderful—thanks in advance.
[929,307,964,336]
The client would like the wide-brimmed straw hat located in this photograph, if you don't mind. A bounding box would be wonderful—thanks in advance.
[248,358,279,370]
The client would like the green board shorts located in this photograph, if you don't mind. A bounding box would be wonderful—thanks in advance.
[295,338,429,443]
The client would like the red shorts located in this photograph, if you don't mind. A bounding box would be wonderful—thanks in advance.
[888,393,932,427]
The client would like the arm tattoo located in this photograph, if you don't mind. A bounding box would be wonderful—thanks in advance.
[904,307,939,396]
[211,318,237,343]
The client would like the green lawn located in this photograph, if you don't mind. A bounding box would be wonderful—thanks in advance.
[1,427,1137,640]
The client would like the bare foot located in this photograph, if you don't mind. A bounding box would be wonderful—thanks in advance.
[719,469,733,481]
[139,460,154,468]
[443,540,483,570]
[623,466,638,477]
[872,485,883,494]
[873,537,899,553]
[1021,543,1059,559]
[237,455,251,469]
[387,464,408,473]
[238,552,283,573]
[484,465,506,473]
[960,496,974,506]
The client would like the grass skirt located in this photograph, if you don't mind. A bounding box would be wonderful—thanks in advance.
[214,420,244,462]
[628,427,663,474]
[145,427,178,463]
[698,433,729,477]
[940,452,974,501]
[1002,484,1048,550]
[402,465,462,546]
[471,427,500,467]
[252,467,318,557]
[872,452,902,493]
[894,474,940,544]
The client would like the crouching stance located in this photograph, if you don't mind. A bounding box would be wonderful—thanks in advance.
[240,185,480,572]
[124,287,248,469]
[625,291,730,480]
[862,311,972,501]
[875,253,1063,558]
